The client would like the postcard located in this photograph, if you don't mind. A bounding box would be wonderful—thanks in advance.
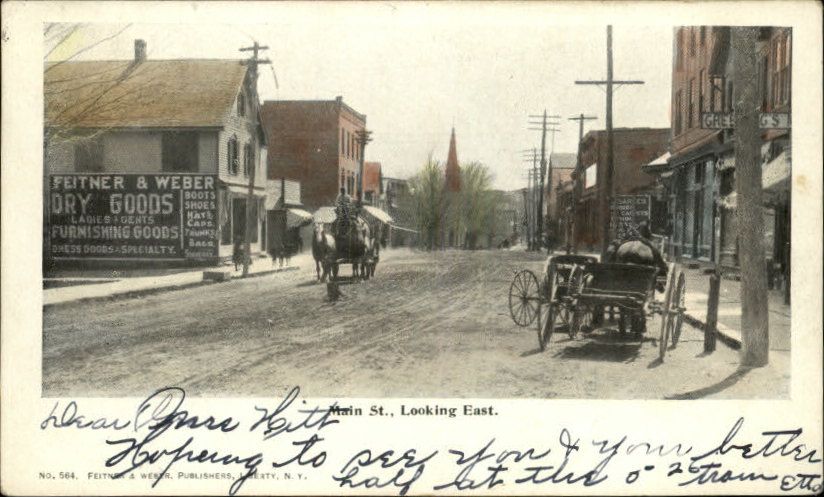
[1,1,822,495]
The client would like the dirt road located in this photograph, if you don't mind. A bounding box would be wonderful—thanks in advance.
[43,249,789,399]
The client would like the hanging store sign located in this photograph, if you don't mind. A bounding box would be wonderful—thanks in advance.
[700,112,791,129]
[610,194,651,241]
[48,173,219,260]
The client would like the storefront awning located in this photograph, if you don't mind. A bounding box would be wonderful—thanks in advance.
[313,206,336,224]
[762,150,791,191]
[641,151,672,176]
[361,205,394,224]
[286,208,313,228]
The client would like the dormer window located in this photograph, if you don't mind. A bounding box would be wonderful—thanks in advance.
[237,92,246,117]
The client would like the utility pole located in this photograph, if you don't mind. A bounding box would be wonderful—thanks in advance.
[732,27,769,366]
[529,111,561,253]
[239,41,271,277]
[545,126,561,252]
[568,113,598,253]
[521,148,542,250]
[576,25,643,259]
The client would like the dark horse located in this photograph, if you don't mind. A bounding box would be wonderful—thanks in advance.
[605,238,668,288]
[599,234,669,334]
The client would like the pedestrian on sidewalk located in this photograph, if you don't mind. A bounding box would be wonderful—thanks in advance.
[232,240,249,271]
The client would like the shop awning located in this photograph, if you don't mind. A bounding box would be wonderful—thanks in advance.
[641,152,673,176]
[361,205,394,224]
[762,150,791,190]
[313,206,336,224]
[286,208,313,228]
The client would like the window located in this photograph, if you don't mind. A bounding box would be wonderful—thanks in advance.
[759,56,769,110]
[243,143,253,177]
[726,80,734,112]
[74,138,104,172]
[162,131,199,172]
[694,161,705,185]
[237,92,246,117]
[700,26,706,46]
[674,90,683,135]
[676,28,684,70]
[344,130,349,158]
[688,79,694,128]
[709,77,717,112]
[773,32,791,107]
[698,70,705,114]
[227,135,239,175]
[341,129,345,155]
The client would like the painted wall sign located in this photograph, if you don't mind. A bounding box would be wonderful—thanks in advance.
[48,173,219,259]
[611,194,651,241]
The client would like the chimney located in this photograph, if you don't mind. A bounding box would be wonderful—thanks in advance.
[134,39,147,63]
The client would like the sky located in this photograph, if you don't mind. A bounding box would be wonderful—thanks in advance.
[45,6,673,191]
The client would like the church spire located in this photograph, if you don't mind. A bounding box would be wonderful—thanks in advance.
[445,127,461,192]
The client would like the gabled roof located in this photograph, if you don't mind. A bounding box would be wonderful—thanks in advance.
[45,59,249,128]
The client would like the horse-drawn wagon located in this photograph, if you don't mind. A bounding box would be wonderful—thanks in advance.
[312,203,389,284]
[508,247,686,361]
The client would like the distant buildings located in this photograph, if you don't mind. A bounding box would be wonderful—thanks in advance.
[261,97,366,211]
[545,152,577,246]
[363,162,383,204]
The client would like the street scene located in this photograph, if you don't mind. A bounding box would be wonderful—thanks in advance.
[43,22,792,399]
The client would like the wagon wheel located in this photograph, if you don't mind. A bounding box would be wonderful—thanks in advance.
[508,269,540,327]
[538,265,557,351]
[658,263,676,361]
[669,271,686,347]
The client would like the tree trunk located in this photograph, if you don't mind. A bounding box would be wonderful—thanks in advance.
[732,27,769,366]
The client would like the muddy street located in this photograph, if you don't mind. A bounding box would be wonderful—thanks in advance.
[42,249,788,399]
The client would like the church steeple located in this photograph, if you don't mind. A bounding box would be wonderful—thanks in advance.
[445,127,461,192]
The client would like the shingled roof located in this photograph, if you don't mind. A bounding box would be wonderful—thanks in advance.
[45,59,249,129]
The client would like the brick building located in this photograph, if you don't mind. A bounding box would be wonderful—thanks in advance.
[44,40,268,264]
[545,152,577,246]
[260,97,366,211]
[572,128,670,250]
[363,162,383,204]
[645,27,791,290]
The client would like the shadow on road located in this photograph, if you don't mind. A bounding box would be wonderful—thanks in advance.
[519,348,543,358]
[552,340,642,363]
[664,367,752,399]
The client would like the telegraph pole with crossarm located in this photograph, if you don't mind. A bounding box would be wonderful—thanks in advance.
[575,25,643,259]
[239,42,271,277]
[568,113,598,253]
[528,111,561,252]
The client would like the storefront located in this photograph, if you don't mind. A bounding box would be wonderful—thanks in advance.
[670,157,717,261]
